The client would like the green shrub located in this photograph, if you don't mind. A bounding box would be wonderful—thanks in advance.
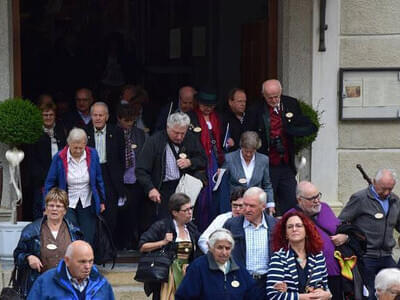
[294,100,322,154]
[0,98,43,147]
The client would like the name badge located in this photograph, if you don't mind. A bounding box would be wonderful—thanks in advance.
[231,280,240,288]
[131,144,137,149]
[46,244,57,250]
[193,127,202,133]
[374,213,384,219]
[238,178,247,184]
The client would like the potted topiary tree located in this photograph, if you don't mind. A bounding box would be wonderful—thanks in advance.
[0,98,42,260]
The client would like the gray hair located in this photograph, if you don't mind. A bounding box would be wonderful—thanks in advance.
[90,101,109,115]
[167,112,191,128]
[375,268,400,291]
[375,169,397,184]
[296,181,314,198]
[240,131,261,150]
[208,228,235,250]
[244,186,267,204]
[67,128,88,144]
[261,79,282,94]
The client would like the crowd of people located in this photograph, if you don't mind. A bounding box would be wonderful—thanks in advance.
[10,78,400,299]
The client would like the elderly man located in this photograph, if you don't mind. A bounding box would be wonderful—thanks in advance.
[221,88,251,152]
[27,240,114,299]
[339,169,400,300]
[154,86,196,131]
[248,79,317,215]
[198,187,246,253]
[64,88,94,132]
[86,102,124,237]
[136,112,207,224]
[290,181,347,300]
[223,186,276,295]
[375,268,400,300]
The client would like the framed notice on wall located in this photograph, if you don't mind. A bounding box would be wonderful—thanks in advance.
[339,68,400,120]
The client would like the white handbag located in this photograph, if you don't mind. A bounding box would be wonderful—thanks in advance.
[175,174,203,206]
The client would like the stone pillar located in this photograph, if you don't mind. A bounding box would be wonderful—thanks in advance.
[0,0,13,211]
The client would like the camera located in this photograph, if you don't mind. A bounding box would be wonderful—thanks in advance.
[270,136,285,154]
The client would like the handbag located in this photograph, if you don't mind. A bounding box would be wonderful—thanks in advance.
[134,246,174,283]
[0,266,24,300]
[175,174,203,206]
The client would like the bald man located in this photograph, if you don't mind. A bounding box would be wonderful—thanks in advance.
[28,241,115,299]
[154,85,197,131]
[248,79,317,215]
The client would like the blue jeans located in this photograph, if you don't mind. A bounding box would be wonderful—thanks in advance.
[66,201,97,246]
[363,255,397,300]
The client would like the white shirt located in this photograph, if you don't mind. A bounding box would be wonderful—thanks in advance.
[173,219,190,242]
[94,125,106,164]
[240,150,255,186]
[67,149,92,209]
[198,212,233,253]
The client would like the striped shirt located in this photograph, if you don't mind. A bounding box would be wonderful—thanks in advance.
[243,214,270,275]
[94,126,106,164]
[67,149,92,209]
[266,248,329,300]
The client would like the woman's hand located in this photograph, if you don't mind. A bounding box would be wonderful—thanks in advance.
[163,233,173,246]
[27,255,43,272]
[273,281,287,292]
[308,288,332,300]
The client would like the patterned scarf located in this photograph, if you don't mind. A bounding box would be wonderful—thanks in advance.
[123,128,135,169]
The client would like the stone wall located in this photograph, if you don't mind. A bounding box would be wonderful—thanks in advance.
[338,0,400,205]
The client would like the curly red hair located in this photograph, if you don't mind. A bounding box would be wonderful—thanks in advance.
[272,211,323,254]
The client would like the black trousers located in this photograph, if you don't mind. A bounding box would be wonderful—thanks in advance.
[328,275,344,300]
[100,164,118,235]
[269,164,297,215]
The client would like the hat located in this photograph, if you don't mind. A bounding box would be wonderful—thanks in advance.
[196,90,217,105]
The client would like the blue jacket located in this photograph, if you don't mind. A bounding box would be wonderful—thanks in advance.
[266,248,329,300]
[175,251,257,300]
[13,217,83,297]
[223,212,277,268]
[27,259,114,300]
[44,146,106,215]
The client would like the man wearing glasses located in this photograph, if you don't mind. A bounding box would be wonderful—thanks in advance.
[339,169,400,300]
[289,181,347,300]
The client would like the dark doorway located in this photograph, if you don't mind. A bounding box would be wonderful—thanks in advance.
[16,0,277,220]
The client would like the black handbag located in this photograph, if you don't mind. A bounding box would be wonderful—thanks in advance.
[0,266,24,300]
[134,247,175,283]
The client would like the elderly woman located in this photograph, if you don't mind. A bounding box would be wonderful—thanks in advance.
[14,188,82,297]
[138,193,200,300]
[266,211,332,300]
[375,268,400,300]
[222,131,275,214]
[176,228,257,300]
[44,127,106,246]
[30,98,66,219]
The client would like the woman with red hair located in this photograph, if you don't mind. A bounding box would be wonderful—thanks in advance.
[266,212,332,300]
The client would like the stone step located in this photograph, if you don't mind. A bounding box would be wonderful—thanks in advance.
[113,286,150,300]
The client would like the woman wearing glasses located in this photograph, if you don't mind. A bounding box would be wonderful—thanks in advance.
[266,211,331,300]
[138,193,200,300]
[14,188,83,298]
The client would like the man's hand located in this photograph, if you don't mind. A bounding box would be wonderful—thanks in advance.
[100,203,106,213]
[330,234,348,246]
[268,207,276,216]
[27,255,43,272]
[226,138,235,148]
[149,188,161,203]
[177,158,191,169]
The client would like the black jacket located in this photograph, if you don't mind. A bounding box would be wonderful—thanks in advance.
[63,109,92,133]
[136,130,207,195]
[86,123,125,198]
[220,108,252,153]
[29,123,66,188]
[247,95,317,172]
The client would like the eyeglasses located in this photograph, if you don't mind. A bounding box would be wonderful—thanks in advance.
[47,204,65,210]
[180,206,194,213]
[232,203,243,209]
[300,192,322,201]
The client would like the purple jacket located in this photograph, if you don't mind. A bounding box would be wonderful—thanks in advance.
[290,202,340,276]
